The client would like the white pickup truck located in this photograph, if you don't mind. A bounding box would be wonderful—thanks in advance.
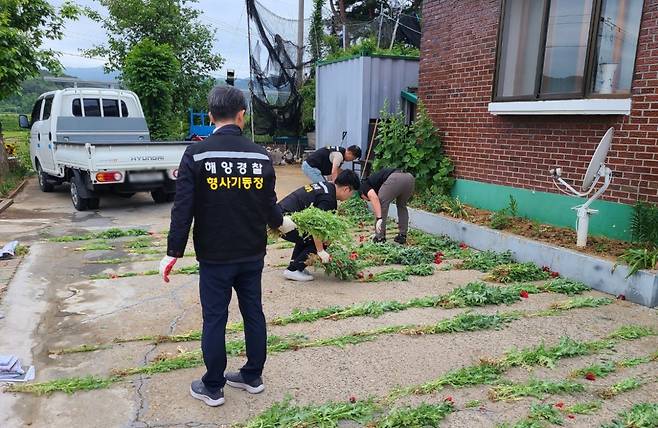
[18,88,191,211]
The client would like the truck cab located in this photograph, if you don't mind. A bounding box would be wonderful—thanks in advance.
[20,88,190,211]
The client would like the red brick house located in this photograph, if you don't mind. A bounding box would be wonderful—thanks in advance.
[419,0,657,240]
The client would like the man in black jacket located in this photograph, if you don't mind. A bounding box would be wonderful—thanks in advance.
[277,170,360,281]
[159,86,295,407]
[302,145,361,183]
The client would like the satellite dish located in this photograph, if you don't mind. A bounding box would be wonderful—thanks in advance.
[582,127,614,190]
[550,128,614,248]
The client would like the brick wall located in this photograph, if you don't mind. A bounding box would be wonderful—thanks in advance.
[419,0,658,204]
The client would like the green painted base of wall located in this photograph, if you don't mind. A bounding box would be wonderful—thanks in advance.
[452,179,633,241]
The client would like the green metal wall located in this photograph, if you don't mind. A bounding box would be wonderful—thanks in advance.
[451,179,633,240]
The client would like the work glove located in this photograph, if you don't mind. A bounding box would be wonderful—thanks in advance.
[159,256,178,283]
[317,250,331,264]
[375,217,383,234]
[278,216,297,234]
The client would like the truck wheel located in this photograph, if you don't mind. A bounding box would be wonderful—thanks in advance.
[70,179,88,211]
[37,163,54,192]
[151,190,170,204]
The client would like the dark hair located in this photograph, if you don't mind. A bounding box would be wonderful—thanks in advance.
[347,145,362,159]
[335,170,360,191]
[207,85,247,120]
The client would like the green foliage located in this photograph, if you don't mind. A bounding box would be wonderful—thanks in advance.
[440,281,529,308]
[503,337,609,369]
[508,195,519,217]
[606,325,656,340]
[461,250,514,272]
[403,312,519,336]
[291,206,351,244]
[599,378,643,399]
[324,37,420,62]
[488,263,550,283]
[549,296,613,311]
[601,403,658,428]
[373,102,454,194]
[617,248,658,277]
[6,375,117,395]
[441,196,469,219]
[0,0,79,99]
[337,194,372,225]
[489,379,584,401]
[124,237,153,249]
[406,229,461,255]
[527,403,564,425]
[74,241,115,251]
[407,362,504,395]
[84,0,223,120]
[122,39,179,140]
[377,402,454,428]
[316,246,360,280]
[540,278,589,295]
[490,209,513,230]
[244,397,379,428]
[50,228,149,242]
[564,401,601,415]
[299,77,315,133]
[571,361,617,379]
[630,202,658,247]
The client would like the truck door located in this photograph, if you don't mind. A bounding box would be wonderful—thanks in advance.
[29,99,43,170]
[37,95,56,172]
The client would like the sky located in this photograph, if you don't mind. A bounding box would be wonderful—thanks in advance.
[44,0,318,80]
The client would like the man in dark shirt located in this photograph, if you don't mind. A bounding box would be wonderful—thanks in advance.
[159,86,295,407]
[277,170,360,281]
[360,168,416,244]
[302,145,362,183]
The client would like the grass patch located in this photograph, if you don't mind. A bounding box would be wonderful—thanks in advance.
[243,397,379,428]
[5,375,118,395]
[75,241,115,251]
[123,237,153,249]
[488,379,584,401]
[49,228,148,242]
[599,377,643,399]
[601,403,658,428]
[376,402,454,427]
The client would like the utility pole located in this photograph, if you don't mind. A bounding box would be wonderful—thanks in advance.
[296,0,304,89]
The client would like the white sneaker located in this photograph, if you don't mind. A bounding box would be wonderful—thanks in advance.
[302,269,312,276]
[283,269,314,281]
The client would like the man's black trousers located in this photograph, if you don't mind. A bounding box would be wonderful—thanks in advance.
[199,259,266,393]
[282,230,316,272]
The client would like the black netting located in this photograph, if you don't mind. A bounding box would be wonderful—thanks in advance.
[246,0,312,136]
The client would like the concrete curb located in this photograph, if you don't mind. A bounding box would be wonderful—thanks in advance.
[0,179,27,215]
[389,205,658,308]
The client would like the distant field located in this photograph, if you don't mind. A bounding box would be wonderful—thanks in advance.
[0,113,22,132]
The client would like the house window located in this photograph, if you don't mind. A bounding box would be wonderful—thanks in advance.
[494,0,644,101]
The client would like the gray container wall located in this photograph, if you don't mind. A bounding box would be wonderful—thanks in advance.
[316,56,419,157]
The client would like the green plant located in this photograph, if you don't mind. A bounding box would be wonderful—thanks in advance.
[337,193,372,225]
[490,209,513,230]
[527,403,564,425]
[599,378,643,399]
[299,77,315,133]
[461,250,514,271]
[49,228,149,242]
[377,402,454,427]
[488,263,550,283]
[75,241,114,251]
[313,247,360,280]
[617,248,658,277]
[291,206,351,244]
[564,401,601,415]
[570,361,616,379]
[601,403,658,428]
[630,202,658,247]
[440,281,531,308]
[508,195,519,217]
[502,337,611,369]
[5,375,118,395]
[373,102,454,194]
[488,379,584,401]
[607,325,656,340]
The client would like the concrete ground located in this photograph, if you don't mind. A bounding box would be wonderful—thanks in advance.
[0,165,656,428]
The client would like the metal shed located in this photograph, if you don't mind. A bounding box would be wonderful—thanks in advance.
[315,55,419,157]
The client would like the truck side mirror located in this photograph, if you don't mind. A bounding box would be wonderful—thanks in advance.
[18,114,30,129]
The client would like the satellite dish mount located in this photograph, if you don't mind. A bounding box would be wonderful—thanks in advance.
[550,127,614,247]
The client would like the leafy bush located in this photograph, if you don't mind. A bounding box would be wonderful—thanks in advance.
[373,102,454,194]
[324,37,419,62]
[299,77,315,133]
[617,248,658,277]
[490,209,513,230]
[630,202,658,247]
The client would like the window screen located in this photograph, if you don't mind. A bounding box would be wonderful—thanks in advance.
[83,98,101,117]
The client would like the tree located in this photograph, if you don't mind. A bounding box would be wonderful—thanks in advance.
[0,0,78,177]
[84,0,223,120]
[122,40,179,140]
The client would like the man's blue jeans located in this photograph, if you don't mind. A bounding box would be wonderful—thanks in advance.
[302,160,325,183]
[199,259,266,392]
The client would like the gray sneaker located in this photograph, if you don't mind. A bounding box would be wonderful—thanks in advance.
[189,380,224,407]
[225,371,265,394]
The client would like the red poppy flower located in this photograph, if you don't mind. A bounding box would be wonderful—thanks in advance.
[541,266,551,272]
[459,243,468,249]
[567,415,575,419]
[434,257,443,265]
[519,290,529,298]
[359,235,365,242]
[554,402,564,409]
[435,252,444,258]
[584,372,596,381]
[349,396,356,403]
[617,294,626,300]
[443,396,454,403]
[368,273,374,279]
[110,274,118,279]
[349,252,358,260]
[550,271,560,278]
